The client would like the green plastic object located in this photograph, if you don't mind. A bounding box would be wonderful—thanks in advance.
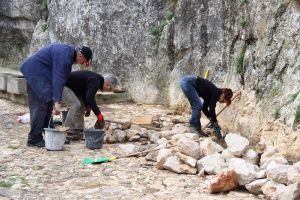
[83,157,117,165]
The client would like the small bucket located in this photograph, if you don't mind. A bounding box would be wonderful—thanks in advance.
[84,129,105,149]
[44,128,66,151]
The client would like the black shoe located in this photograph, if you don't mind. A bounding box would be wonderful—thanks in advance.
[197,129,209,137]
[64,138,70,145]
[189,126,209,137]
[27,140,45,147]
[67,132,83,141]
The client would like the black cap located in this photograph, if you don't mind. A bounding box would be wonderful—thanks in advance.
[79,46,92,61]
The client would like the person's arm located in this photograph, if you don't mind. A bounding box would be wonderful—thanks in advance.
[208,95,218,122]
[85,78,101,116]
[202,101,211,119]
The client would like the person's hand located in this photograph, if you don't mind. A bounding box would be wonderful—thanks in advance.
[97,113,104,122]
[211,122,222,139]
[54,102,62,112]
[52,109,60,115]
[85,107,91,117]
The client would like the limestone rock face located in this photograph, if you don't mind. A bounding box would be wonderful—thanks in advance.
[2,0,300,159]
[0,0,45,69]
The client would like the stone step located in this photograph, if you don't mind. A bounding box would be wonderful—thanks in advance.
[6,75,27,94]
[0,90,132,106]
[0,67,132,105]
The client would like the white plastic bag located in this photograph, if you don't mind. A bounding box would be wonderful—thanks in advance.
[17,113,30,124]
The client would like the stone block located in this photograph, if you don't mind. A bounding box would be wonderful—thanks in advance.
[96,92,132,104]
[0,74,7,90]
[6,75,27,94]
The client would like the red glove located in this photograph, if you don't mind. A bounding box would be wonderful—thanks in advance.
[97,113,104,122]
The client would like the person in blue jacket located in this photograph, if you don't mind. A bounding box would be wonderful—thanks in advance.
[180,75,233,138]
[20,43,93,147]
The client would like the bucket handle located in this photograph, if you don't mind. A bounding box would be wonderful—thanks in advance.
[87,134,104,143]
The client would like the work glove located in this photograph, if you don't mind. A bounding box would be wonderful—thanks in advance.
[211,122,222,139]
[97,113,104,122]
[85,106,91,117]
[54,102,62,112]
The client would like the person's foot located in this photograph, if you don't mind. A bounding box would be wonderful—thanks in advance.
[67,131,83,141]
[189,126,209,137]
[27,140,45,147]
[64,138,70,144]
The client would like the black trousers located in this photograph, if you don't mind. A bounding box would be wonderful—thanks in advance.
[26,84,53,144]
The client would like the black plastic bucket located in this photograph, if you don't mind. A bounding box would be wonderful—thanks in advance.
[84,129,105,149]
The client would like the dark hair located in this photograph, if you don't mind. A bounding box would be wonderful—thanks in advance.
[221,88,233,106]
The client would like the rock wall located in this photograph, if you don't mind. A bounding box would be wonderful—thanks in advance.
[1,0,300,159]
[0,0,46,69]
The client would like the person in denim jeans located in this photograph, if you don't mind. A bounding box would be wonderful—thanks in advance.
[179,75,233,138]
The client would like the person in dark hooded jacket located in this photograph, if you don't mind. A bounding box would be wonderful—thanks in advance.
[20,43,92,147]
[179,75,233,138]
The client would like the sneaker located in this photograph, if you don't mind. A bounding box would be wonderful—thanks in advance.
[27,140,45,147]
[189,126,208,137]
[67,132,83,141]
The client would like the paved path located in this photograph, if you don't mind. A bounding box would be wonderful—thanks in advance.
[0,99,261,200]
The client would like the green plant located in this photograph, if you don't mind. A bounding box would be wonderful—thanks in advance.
[21,177,29,186]
[271,87,279,97]
[273,108,281,119]
[165,11,175,20]
[240,0,249,5]
[0,180,13,188]
[16,43,23,53]
[149,20,168,47]
[240,17,247,28]
[41,24,48,32]
[165,0,177,4]
[294,106,300,122]
[41,0,48,10]
[291,91,300,102]
[235,51,245,74]
[7,145,19,149]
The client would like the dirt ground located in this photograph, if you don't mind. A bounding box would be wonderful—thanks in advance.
[0,98,261,200]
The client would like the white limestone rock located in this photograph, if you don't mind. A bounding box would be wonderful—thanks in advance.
[225,133,249,156]
[242,149,258,165]
[177,138,201,160]
[245,178,268,195]
[197,153,227,175]
[200,138,224,156]
[228,158,258,185]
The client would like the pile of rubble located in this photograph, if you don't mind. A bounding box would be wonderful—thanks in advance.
[99,115,300,200]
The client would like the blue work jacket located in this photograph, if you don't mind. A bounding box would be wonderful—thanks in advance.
[20,43,76,103]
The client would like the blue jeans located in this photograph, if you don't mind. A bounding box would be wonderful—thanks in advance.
[179,75,202,128]
[27,84,53,143]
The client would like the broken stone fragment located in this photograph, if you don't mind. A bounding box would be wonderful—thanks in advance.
[177,138,201,160]
[261,180,286,200]
[245,178,268,194]
[197,153,227,175]
[228,158,258,185]
[157,148,173,170]
[225,133,249,156]
[209,169,238,193]
[176,152,197,167]
[163,155,181,173]
[242,149,258,165]
[278,182,300,200]
[200,138,224,156]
